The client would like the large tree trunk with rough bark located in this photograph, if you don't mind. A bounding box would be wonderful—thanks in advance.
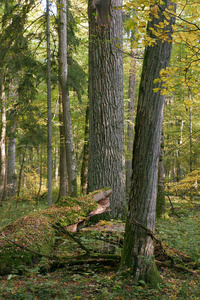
[88,0,125,219]
[120,0,175,286]
[58,0,77,197]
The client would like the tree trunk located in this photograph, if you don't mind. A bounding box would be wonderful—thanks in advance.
[54,146,59,186]
[7,138,17,197]
[47,0,52,205]
[156,133,165,218]
[120,1,175,285]
[81,104,89,195]
[189,107,192,172]
[59,85,68,198]
[0,78,6,204]
[17,149,26,197]
[88,0,125,218]
[176,119,183,181]
[125,49,136,196]
[58,0,77,197]
[37,146,43,197]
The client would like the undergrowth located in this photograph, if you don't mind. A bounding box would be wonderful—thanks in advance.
[0,195,200,299]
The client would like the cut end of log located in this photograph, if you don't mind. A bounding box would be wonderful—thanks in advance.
[89,188,112,216]
[66,188,112,232]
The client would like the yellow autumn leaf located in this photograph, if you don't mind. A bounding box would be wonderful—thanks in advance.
[160,89,168,95]
[154,78,161,84]
[153,87,161,93]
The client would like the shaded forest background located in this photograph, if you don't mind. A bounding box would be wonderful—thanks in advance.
[0,0,200,204]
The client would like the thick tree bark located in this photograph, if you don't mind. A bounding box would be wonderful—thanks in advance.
[0,78,6,204]
[59,0,77,197]
[88,0,125,218]
[120,1,175,285]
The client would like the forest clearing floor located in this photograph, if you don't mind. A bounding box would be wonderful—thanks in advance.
[0,196,200,299]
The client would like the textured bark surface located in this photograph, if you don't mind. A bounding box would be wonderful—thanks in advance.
[120,0,175,285]
[88,0,125,218]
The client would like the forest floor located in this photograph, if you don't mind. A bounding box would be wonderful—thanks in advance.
[0,195,200,299]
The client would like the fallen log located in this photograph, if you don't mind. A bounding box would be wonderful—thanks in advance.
[0,188,111,275]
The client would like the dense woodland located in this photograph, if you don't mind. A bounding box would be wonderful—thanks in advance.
[0,0,200,299]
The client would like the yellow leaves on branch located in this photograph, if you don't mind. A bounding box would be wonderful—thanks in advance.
[150,4,159,18]
[153,67,171,95]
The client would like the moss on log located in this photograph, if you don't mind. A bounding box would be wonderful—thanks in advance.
[0,189,111,275]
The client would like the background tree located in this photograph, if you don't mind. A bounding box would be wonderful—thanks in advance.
[46,0,52,205]
[58,0,77,197]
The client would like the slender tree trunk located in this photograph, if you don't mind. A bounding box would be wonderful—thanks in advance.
[81,104,89,195]
[54,146,59,186]
[47,0,52,205]
[7,137,17,197]
[156,133,165,218]
[58,0,77,197]
[37,146,43,197]
[88,0,125,218]
[17,149,26,197]
[189,107,192,172]
[176,119,183,181]
[120,1,175,285]
[126,49,136,196]
[0,78,6,204]
[59,85,68,198]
